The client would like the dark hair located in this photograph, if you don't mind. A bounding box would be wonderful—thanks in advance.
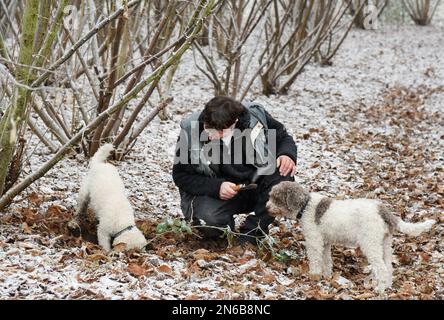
[200,96,244,130]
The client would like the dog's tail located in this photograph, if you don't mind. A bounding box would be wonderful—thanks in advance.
[395,217,436,237]
[91,143,114,164]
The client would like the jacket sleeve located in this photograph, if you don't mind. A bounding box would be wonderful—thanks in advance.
[172,135,225,198]
[264,110,298,165]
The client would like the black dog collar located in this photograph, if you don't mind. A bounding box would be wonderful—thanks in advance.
[297,195,311,219]
[110,225,135,245]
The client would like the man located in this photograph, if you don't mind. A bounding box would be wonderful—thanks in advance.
[172,96,297,246]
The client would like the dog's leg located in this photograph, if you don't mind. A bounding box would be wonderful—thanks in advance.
[305,234,325,280]
[97,226,111,251]
[68,180,90,235]
[360,241,389,293]
[76,179,90,219]
[383,234,393,288]
[322,243,333,278]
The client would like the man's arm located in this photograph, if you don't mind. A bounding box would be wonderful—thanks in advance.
[172,162,225,198]
[172,133,225,198]
[264,110,298,165]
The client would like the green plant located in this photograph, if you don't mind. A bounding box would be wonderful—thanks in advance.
[156,218,193,235]
[275,249,299,264]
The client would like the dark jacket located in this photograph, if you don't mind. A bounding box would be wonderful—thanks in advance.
[172,106,297,198]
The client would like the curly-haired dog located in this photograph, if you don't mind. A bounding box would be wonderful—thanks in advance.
[70,144,147,251]
[266,181,435,293]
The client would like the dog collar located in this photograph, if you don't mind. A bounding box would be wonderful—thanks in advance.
[297,195,311,219]
[110,225,136,245]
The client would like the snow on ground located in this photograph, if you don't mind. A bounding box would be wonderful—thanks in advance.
[1,23,443,299]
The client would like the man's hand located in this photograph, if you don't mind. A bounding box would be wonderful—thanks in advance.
[277,155,296,177]
[220,182,238,200]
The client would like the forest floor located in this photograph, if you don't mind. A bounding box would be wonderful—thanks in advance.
[1,23,443,299]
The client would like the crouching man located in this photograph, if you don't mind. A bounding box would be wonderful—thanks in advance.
[172,96,297,246]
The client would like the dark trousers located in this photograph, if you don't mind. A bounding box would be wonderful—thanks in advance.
[179,169,294,240]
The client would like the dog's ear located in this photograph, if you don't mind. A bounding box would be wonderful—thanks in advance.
[285,188,298,212]
[285,183,308,214]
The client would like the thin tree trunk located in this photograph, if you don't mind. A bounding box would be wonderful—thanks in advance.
[0,0,39,196]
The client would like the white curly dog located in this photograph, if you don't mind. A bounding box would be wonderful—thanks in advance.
[72,144,147,251]
[266,181,436,293]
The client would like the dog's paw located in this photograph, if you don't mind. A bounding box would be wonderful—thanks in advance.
[375,282,389,295]
[375,287,387,295]
[322,272,333,280]
[67,219,81,237]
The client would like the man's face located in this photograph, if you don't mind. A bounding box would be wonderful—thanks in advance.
[204,119,238,141]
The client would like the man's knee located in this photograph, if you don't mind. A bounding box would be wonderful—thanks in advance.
[195,204,233,234]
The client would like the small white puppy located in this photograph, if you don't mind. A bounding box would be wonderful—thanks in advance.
[266,181,436,293]
[72,144,147,251]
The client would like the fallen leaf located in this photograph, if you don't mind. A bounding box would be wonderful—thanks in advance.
[420,253,430,263]
[86,253,109,263]
[113,243,127,252]
[399,253,413,266]
[262,273,276,284]
[353,293,375,300]
[158,264,172,274]
[127,263,150,277]
[28,192,42,205]
[192,248,213,261]
[22,222,32,234]
[47,205,63,217]
[77,274,97,283]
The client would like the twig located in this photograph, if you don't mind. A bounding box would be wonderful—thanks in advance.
[31,0,143,88]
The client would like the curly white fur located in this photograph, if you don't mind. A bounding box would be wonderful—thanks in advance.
[75,144,147,251]
[267,181,436,293]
